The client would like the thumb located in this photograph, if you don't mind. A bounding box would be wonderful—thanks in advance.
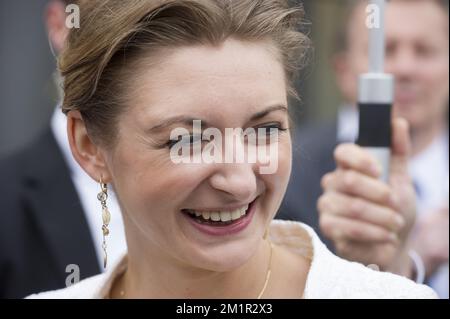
[390,117,411,179]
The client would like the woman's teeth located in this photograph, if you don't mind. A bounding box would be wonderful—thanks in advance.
[186,205,249,222]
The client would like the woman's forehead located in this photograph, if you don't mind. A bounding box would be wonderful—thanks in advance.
[130,39,288,117]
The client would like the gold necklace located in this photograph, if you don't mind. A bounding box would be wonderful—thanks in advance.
[114,240,274,299]
[257,240,273,299]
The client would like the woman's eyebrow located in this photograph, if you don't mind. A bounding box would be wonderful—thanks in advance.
[250,104,288,121]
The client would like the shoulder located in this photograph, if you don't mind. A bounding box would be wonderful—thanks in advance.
[0,145,33,221]
[25,254,127,299]
[0,129,56,182]
[270,220,437,299]
[25,273,108,299]
[0,130,57,228]
[305,234,437,298]
[0,147,28,184]
[307,252,437,299]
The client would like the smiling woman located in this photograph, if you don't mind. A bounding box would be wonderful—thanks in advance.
[27,0,436,299]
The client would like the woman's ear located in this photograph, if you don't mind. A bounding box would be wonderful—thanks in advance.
[67,110,112,183]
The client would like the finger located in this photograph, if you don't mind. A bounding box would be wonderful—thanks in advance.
[334,144,382,178]
[318,191,405,232]
[320,213,398,244]
[390,118,411,179]
[321,169,394,207]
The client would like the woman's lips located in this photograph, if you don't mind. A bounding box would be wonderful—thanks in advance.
[181,199,257,236]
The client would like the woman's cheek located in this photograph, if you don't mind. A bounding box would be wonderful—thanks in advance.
[268,134,292,184]
[258,136,292,211]
[274,138,292,195]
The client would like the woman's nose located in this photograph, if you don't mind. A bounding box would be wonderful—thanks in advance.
[209,163,258,203]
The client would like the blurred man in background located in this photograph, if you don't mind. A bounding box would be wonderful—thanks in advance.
[0,0,126,298]
[279,0,449,298]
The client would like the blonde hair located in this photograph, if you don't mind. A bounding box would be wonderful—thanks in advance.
[59,0,310,147]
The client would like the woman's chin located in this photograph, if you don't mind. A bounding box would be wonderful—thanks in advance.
[188,238,262,272]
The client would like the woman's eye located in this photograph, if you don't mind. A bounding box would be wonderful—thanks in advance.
[165,124,288,149]
[259,124,287,135]
[255,124,289,138]
[166,134,202,149]
[244,123,289,145]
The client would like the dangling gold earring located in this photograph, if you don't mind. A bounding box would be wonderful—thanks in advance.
[97,177,111,269]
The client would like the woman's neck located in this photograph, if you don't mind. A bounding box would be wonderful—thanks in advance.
[113,236,272,299]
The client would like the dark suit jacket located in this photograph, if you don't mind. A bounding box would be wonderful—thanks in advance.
[277,120,338,249]
[0,128,100,298]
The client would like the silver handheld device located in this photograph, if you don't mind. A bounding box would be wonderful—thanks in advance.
[357,0,394,182]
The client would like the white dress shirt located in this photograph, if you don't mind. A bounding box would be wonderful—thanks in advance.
[338,106,449,298]
[51,109,127,271]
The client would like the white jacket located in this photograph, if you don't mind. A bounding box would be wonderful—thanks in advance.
[27,220,437,299]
